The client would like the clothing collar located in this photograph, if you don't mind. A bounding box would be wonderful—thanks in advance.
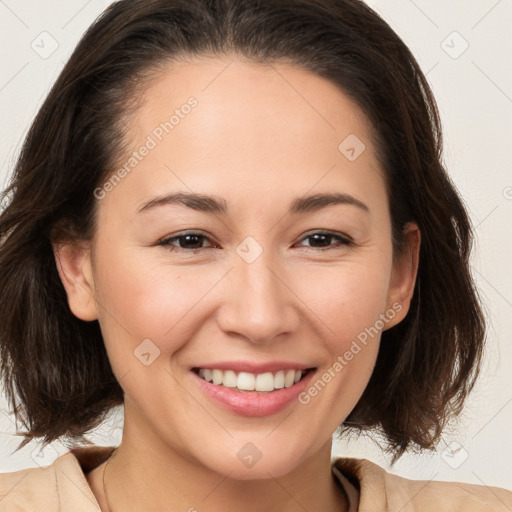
[58,445,363,511]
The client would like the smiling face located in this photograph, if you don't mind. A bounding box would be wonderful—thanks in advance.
[55,56,419,479]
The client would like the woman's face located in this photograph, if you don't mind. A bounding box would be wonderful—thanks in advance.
[57,56,419,479]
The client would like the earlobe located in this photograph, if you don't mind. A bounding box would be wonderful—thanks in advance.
[52,241,98,321]
[385,222,421,329]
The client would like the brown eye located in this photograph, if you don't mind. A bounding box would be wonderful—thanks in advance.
[297,231,353,251]
[158,232,215,252]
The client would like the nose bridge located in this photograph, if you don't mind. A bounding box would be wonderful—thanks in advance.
[218,236,298,344]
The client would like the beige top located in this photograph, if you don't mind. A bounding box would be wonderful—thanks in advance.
[0,445,511,511]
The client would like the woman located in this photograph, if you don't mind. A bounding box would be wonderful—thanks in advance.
[0,0,510,510]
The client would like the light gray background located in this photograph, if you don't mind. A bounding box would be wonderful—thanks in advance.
[0,0,511,491]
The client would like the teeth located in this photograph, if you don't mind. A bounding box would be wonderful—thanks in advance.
[237,372,255,391]
[284,369,295,388]
[274,370,285,389]
[197,368,306,392]
[223,370,237,388]
[212,369,223,385]
[255,372,274,392]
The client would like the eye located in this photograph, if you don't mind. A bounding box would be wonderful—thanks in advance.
[158,231,216,253]
[296,230,353,251]
[157,229,353,254]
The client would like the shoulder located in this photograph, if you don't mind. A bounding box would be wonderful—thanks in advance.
[0,461,60,511]
[333,457,512,512]
[0,448,105,512]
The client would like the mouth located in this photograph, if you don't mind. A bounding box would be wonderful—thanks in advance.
[189,362,318,416]
[191,367,315,393]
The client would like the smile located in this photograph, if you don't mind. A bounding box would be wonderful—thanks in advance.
[190,365,317,417]
[195,368,310,393]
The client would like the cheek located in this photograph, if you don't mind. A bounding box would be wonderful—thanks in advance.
[92,246,223,361]
[292,259,391,414]
[293,260,392,343]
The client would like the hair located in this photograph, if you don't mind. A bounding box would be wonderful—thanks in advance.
[0,0,484,461]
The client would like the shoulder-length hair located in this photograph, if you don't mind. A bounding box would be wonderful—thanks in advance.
[0,0,484,461]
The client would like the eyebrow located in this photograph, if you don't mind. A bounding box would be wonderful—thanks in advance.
[137,191,370,215]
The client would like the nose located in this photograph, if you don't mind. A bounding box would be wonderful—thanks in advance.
[216,247,300,345]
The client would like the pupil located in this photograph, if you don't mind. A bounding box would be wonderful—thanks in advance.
[183,234,201,248]
[310,234,329,247]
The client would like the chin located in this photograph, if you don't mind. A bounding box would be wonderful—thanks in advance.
[199,443,307,481]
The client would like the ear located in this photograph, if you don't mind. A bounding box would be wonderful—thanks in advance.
[384,222,421,329]
[52,241,98,321]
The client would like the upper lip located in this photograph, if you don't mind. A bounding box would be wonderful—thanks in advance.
[191,361,316,374]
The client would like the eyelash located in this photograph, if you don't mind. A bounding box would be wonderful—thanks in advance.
[157,230,353,254]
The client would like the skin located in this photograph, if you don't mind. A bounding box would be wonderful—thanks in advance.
[54,56,420,512]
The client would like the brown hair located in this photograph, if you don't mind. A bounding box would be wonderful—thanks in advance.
[0,0,484,461]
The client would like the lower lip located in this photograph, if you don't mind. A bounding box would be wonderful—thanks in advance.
[191,370,316,417]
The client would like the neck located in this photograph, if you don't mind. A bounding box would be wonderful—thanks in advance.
[95,406,349,512]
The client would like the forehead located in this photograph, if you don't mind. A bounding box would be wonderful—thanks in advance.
[104,56,387,218]
[133,56,373,150]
